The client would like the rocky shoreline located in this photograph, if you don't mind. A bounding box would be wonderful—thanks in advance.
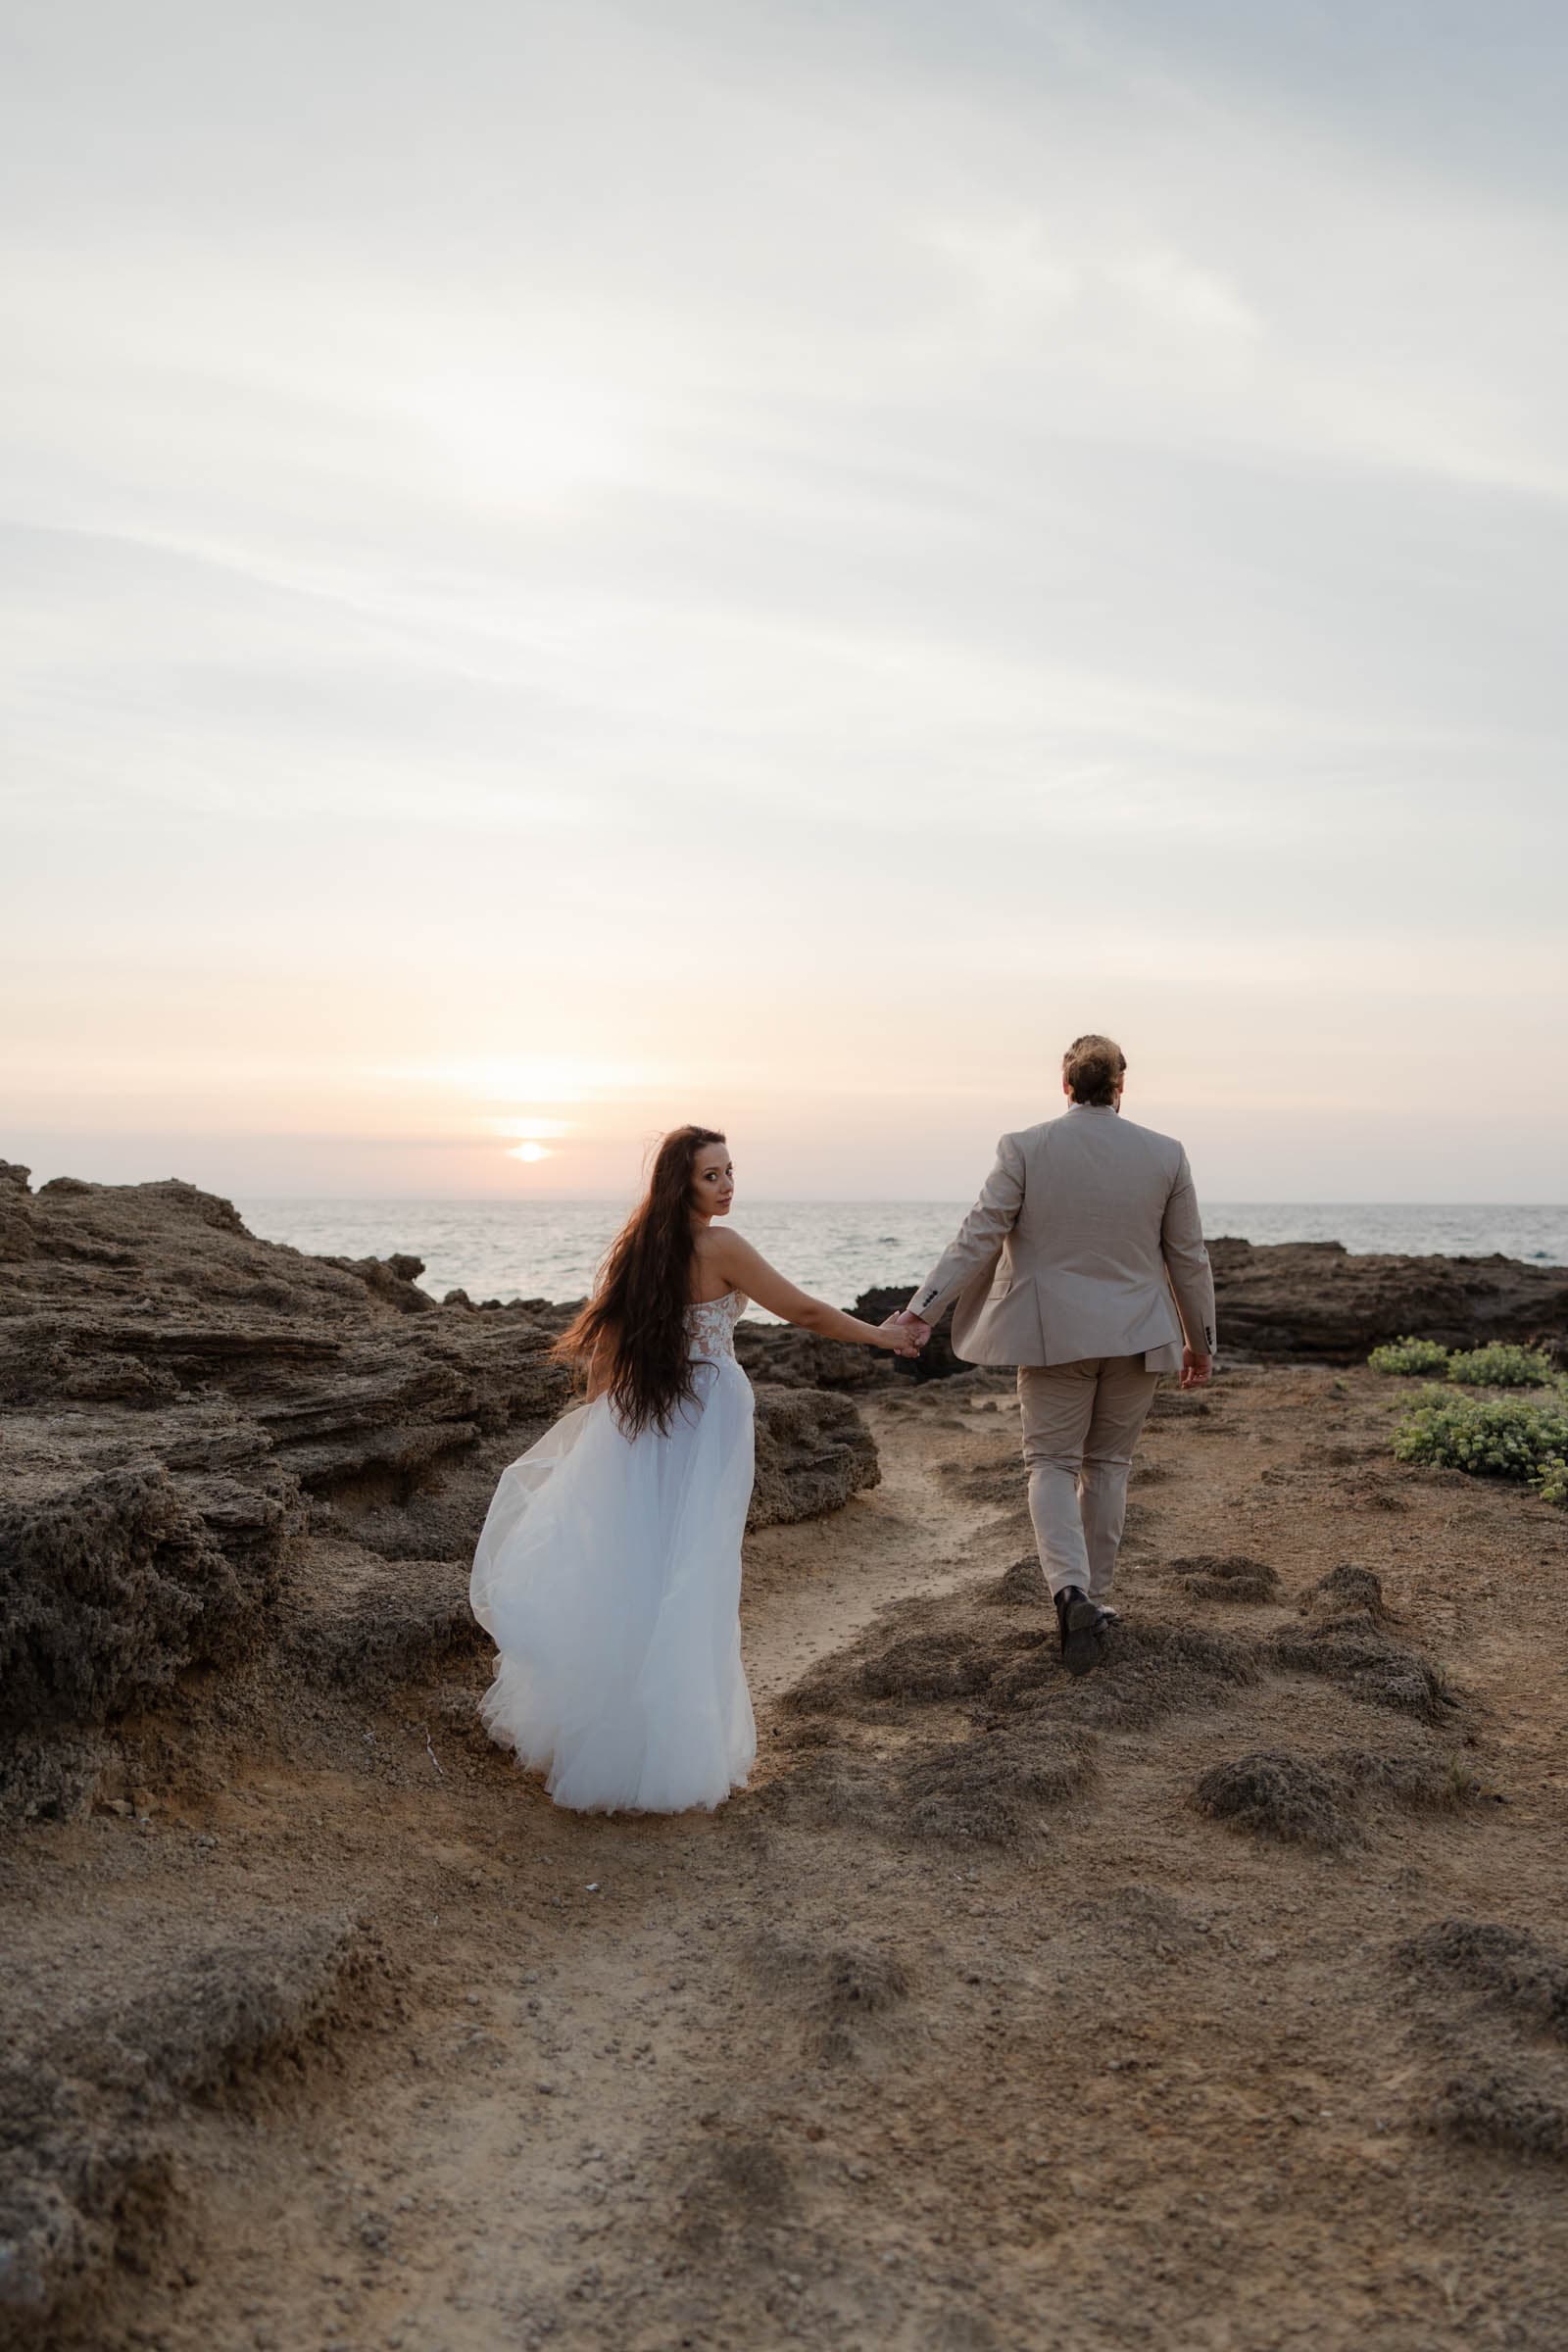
[3,1161,1567,2345]
[3,1162,1564,1829]
[1203,1234,1568,1363]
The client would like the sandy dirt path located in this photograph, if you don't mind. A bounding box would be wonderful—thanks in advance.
[738,1380,1007,1707]
[27,1364,1568,2352]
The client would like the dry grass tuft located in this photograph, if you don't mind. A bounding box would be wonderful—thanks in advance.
[858,1630,1014,1704]
[761,1713,1097,1854]
[994,1619,1260,1732]
[1427,2071,1568,2162]
[1400,1920,1568,2041]
[1340,1750,1481,1813]
[981,1555,1049,1610]
[1332,1473,1409,1514]
[896,1725,1097,1847]
[1197,1745,1482,1850]
[1271,1618,1457,1723]
[939,1459,1028,1509]
[2,1910,387,2328]
[1147,1390,1216,1425]
[43,1911,383,2100]
[782,1620,1017,1719]
[1195,1750,1354,1848]
[1170,1554,1281,1603]
[770,1714,840,1751]
[1301,1562,1394,1623]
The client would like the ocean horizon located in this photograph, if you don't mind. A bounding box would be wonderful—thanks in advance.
[235,1198,1568,1310]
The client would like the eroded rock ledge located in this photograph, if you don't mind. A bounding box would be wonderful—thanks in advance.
[0,1165,877,1828]
[1204,1236,1567,1364]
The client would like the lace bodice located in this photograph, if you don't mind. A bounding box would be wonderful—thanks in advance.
[685,1290,748,1363]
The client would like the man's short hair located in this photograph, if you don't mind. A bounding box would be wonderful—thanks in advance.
[1063,1034,1126,1106]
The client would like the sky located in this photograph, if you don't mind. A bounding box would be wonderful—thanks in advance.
[3,0,1565,1203]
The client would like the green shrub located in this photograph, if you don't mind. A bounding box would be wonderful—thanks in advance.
[1446,1343,1555,1388]
[1368,1337,1451,1377]
[1393,1386,1568,1507]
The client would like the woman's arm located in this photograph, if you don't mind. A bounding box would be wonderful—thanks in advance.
[710,1233,922,1354]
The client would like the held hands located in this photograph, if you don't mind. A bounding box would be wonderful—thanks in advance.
[880,1308,931,1358]
[1180,1347,1213,1391]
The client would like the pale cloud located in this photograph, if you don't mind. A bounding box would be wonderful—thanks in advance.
[2,0,1565,1201]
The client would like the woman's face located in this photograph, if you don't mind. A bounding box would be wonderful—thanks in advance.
[690,1142,735,1218]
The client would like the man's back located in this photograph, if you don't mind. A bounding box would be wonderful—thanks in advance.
[1009,1104,1185,1289]
[910,1101,1214,1372]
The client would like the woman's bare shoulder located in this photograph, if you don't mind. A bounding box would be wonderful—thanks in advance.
[707,1223,762,1265]
[692,1224,747,1293]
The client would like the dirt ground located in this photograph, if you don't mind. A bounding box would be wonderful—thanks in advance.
[11,1359,1568,2352]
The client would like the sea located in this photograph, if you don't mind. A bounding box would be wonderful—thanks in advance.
[234,1199,1568,1313]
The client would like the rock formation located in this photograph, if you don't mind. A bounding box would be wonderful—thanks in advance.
[0,1167,878,1827]
[826,1255,1564,1373]
[1206,1237,1568,1364]
[5,1158,1561,1830]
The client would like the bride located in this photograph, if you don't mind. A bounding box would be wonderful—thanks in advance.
[469,1125,921,1814]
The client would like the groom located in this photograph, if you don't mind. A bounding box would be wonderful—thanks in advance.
[890,1035,1215,1677]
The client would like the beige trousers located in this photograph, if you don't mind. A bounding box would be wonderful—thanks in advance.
[1017,1355,1160,1602]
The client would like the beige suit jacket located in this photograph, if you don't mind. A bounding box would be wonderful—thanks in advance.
[907,1105,1216,1373]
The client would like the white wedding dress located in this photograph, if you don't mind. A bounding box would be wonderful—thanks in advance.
[469,1291,758,1813]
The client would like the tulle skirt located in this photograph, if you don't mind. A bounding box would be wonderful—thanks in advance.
[469,1356,758,1813]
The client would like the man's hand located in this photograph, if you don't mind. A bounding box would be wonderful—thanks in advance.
[883,1309,931,1349]
[1180,1347,1212,1391]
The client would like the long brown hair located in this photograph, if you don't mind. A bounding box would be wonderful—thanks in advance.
[555,1125,726,1437]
